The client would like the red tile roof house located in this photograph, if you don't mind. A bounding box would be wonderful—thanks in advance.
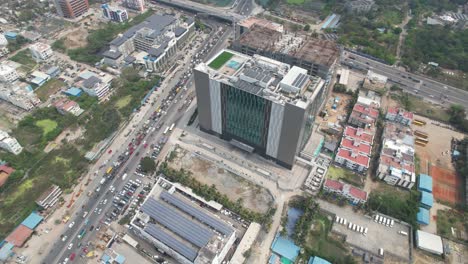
[348,103,380,129]
[334,148,370,174]
[343,126,374,145]
[323,179,368,204]
[385,107,414,126]
[53,98,83,116]
[0,164,15,187]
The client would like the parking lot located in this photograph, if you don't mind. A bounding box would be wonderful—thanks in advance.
[319,200,411,262]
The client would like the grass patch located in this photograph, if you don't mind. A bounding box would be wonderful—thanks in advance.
[327,166,363,188]
[304,212,348,262]
[35,79,66,101]
[436,209,467,242]
[115,95,132,109]
[36,119,58,136]
[10,50,37,70]
[208,51,234,69]
[286,0,305,4]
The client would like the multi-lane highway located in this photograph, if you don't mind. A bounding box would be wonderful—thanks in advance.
[42,20,231,264]
[342,52,468,107]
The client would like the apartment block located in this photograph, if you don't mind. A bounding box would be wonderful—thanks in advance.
[104,14,194,71]
[0,130,23,155]
[124,0,145,12]
[29,42,53,62]
[377,122,416,189]
[102,4,128,23]
[386,107,414,126]
[0,82,40,110]
[348,103,379,129]
[194,49,326,169]
[54,0,89,19]
[345,0,375,13]
[323,179,368,204]
[0,64,19,83]
[76,71,113,101]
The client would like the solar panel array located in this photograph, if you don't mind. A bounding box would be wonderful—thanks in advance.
[160,192,234,236]
[292,73,309,88]
[141,198,213,248]
[145,224,198,262]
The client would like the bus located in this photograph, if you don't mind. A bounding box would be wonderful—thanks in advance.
[163,126,169,135]
[169,123,175,131]
[106,167,113,174]
[78,228,86,239]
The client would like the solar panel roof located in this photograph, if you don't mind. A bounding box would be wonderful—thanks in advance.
[145,224,198,261]
[160,192,234,236]
[141,198,213,247]
[292,73,308,88]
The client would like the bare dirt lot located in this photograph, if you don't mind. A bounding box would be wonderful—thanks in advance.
[168,147,274,213]
[63,27,89,49]
[317,92,353,135]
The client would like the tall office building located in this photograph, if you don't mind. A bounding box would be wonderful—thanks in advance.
[194,49,326,169]
[54,0,89,19]
[124,0,145,12]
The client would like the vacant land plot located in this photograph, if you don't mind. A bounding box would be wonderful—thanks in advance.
[168,147,274,213]
[36,119,58,136]
[393,94,450,122]
[327,166,363,188]
[35,79,66,101]
[10,50,37,71]
[63,27,89,49]
[317,92,352,134]
[411,115,465,170]
[208,51,233,69]
[0,113,14,131]
[430,166,463,205]
[436,209,467,242]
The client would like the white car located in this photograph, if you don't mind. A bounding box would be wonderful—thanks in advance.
[98,208,102,215]
[67,243,73,250]
[68,222,75,228]
[62,235,68,242]
[103,199,107,205]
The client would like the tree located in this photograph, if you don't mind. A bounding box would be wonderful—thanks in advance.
[393,27,402,34]
[303,24,311,31]
[448,104,468,132]
[121,67,140,82]
[140,156,156,174]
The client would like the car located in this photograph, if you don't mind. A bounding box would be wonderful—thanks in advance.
[98,208,102,215]
[103,199,108,205]
[62,235,68,242]
[63,257,69,264]
[89,225,94,231]
[68,222,75,228]
[108,149,112,154]
[67,243,73,250]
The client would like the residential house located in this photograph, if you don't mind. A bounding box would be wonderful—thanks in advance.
[323,179,368,204]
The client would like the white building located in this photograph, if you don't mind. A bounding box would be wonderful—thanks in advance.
[0,82,40,110]
[415,230,444,255]
[0,130,23,155]
[77,71,113,101]
[0,35,9,57]
[0,64,19,83]
[29,42,53,62]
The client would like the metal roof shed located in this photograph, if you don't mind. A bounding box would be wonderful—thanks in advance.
[270,235,300,262]
[0,242,14,261]
[420,191,433,209]
[416,230,443,255]
[308,256,332,264]
[417,207,430,225]
[418,174,432,193]
[21,212,43,229]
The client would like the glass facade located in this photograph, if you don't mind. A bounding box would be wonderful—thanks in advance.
[221,84,270,148]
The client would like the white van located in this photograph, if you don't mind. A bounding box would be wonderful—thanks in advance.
[378,248,384,256]
[335,216,340,223]
[348,222,353,229]
[363,227,368,235]
[386,219,391,226]
[390,219,395,227]
[398,231,408,236]
[122,173,127,180]
[374,215,379,222]
[343,219,347,225]
[379,216,384,224]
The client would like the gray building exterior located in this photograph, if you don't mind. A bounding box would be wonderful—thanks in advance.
[230,24,339,80]
[345,0,375,13]
[194,50,325,169]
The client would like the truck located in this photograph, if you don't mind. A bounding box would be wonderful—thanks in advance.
[163,126,169,135]
[100,178,106,185]
[78,229,86,239]
[169,123,175,131]
[106,167,113,175]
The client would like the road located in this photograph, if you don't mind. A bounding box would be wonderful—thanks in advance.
[342,52,468,107]
[42,21,230,264]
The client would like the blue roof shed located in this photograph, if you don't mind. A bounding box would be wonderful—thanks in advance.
[309,256,332,264]
[4,32,17,39]
[115,254,126,264]
[0,242,14,261]
[417,207,430,225]
[418,174,432,193]
[64,87,82,97]
[21,212,43,230]
[271,235,300,262]
[101,254,111,264]
[420,191,433,208]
